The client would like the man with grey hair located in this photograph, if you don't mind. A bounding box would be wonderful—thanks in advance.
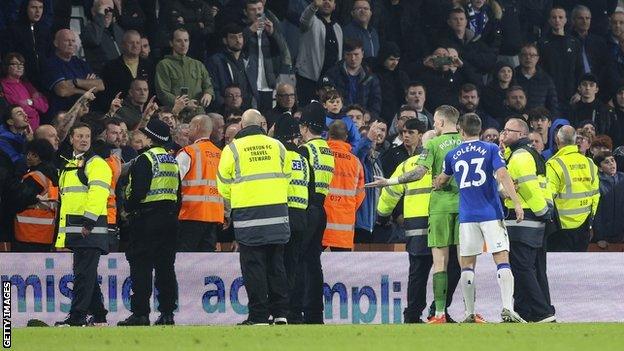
[176,115,224,252]
[217,108,292,325]
[570,5,608,80]
[546,125,600,252]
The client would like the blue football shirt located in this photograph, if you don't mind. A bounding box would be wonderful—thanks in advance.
[443,140,506,223]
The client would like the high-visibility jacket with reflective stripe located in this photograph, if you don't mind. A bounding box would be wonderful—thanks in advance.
[504,146,552,216]
[56,154,112,252]
[105,154,121,225]
[14,171,58,244]
[127,147,179,203]
[287,150,310,210]
[179,140,224,223]
[217,130,292,245]
[303,138,335,197]
[546,145,600,229]
[322,140,365,249]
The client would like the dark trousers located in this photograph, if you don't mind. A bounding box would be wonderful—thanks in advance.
[177,220,218,252]
[510,241,553,321]
[127,207,179,316]
[239,243,289,322]
[284,229,304,319]
[535,246,555,315]
[12,241,51,252]
[292,205,325,324]
[295,74,318,108]
[70,248,107,318]
[257,90,274,115]
[547,219,590,252]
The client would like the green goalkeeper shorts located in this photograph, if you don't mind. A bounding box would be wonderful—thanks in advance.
[428,212,460,248]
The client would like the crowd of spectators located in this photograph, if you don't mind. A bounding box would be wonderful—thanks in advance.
[1,0,624,252]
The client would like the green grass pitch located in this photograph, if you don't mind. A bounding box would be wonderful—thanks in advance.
[10,324,622,351]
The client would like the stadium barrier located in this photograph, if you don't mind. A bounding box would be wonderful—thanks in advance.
[1,252,622,326]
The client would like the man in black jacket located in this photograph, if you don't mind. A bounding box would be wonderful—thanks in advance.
[569,74,612,133]
[538,7,583,113]
[99,30,155,112]
[515,43,559,116]
[6,0,53,89]
[571,5,609,91]
[206,24,253,112]
[437,7,497,76]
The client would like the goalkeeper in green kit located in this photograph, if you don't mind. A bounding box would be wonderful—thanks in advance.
[367,105,463,323]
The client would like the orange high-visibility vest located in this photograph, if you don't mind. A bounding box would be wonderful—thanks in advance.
[179,139,224,223]
[14,170,58,244]
[105,154,122,225]
[322,140,365,249]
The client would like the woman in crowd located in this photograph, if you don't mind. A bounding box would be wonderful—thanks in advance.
[1,53,48,129]
[481,61,514,123]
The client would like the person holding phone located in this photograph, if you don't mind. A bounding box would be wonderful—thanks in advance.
[155,28,214,112]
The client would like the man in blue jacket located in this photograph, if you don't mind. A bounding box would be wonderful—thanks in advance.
[322,38,381,118]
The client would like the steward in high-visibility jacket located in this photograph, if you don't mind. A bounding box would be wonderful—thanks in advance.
[53,123,112,327]
[55,152,112,253]
[14,170,58,248]
[377,155,432,255]
[176,115,224,252]
[502,133,556,321]
[547,144,600,229]
[503,138,553,245]
[546,126,600,252]
[217,122,292,245]
[118,119,181,326]
[105,153,121,225]
[322,133,365,250]
[13,141,59,252]
[295,101,336,324]
[377,153,434,323]
[216,111,292,325]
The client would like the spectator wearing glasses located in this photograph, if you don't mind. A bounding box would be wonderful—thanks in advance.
[1,53,49,130]
[387,105,417,147]
[266,83,297,130]
[220,84,244,120]
[514,43,559,116]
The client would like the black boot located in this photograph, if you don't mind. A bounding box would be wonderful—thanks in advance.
[154,313,175,326]
[117,314,150,326]
[54,314,87,327]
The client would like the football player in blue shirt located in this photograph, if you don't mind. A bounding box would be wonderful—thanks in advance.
[434,113,526,323]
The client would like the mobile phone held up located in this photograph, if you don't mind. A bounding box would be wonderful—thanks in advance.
[432,56,453,68]
[180,87,189,96]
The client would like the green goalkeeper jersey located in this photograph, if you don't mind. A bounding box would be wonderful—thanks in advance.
[417,132,462,214]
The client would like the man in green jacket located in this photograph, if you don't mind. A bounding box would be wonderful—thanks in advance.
[155,28,214,110]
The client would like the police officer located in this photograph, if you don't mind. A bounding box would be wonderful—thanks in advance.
[377,131,460,323]
[55,122,112,327]
[118,119,181,326]
[546,125,600,252]
[500,117,556,323]
[217,109,292,325]
[294,102,335,324]
[273,115,310,322]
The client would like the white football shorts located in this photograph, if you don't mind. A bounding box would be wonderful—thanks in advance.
[459,219,509,257]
